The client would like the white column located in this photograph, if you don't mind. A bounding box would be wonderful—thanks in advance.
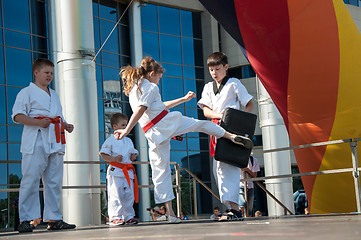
[257,78,294,216]
[47,0,101,226]
[129,1,151,221]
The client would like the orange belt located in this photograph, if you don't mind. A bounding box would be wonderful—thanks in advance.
[109,162,139,203]
[34,116,66,144]
[209,119,220,157]
[142,110,183,141]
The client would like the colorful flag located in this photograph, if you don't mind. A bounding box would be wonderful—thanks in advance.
[200,0,361,214]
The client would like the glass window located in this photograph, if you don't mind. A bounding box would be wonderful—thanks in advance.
[0,143,7,161]
[32,36,48,54]
[101,52,120,68]
[184,79,197,107]
[93,2,99,17]
[187,138,200,151]
[182,38,195,66]
[3,0,30,33]
[185,107,198,119]
[142,32,159,61]
[180,11,193,38]
[30,0,47,37]
[141,4,158,32]
[0,125,6,142]
[99,1,117,22]
[9,163,22,181]
[161,77,183,102]
[4,30,31,50]
[7,87,23,124]
[5,48,32,87]
[93,17,101,49]
[96,65,103,98]
[193,39,203,66]
[98,99,105,132]
[160,35,181,64]
[0,163,6,184]
[120,25,130,56]
[183,66,195,79]
[170,138,187,151]
[100,19,120,53]
[158,6,180,36]
[0,86,5,124]
[170,150,188,168]
[162,64,182,78]
[8,144,21,161]
[8,125,22,143]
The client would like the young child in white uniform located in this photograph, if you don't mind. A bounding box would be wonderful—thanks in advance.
[198,52,254,218]
[114,57,252,223]
[100,113,139,226]
[11,58,76,233]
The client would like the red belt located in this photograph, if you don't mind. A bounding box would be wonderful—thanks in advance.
[109,162,139,203]
[35,116,66,144]
[142,110,183,141]
[209,119,220,157]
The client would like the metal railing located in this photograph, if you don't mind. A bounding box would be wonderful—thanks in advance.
[1,137,360,218]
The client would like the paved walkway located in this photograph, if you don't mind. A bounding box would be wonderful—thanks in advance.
[1,213,361,240]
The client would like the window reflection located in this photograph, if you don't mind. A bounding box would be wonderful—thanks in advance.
[3,0,30,33]
[0,144,7,161]
[160,35,181,64]
[141,4,158,32]
[158,6,180,35]
[161,77,183,102]
[7,87,22,124]
[182,38,195,66]
[8,144,21,161]
[142,32,159,61]
[7,126,22,143]
[0,86,5,124]
[0,125,6,142]
[5,49,32,87]
[99,1,117,22]
[100,19,120,53]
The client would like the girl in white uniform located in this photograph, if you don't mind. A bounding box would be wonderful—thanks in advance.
[12,58,75,232]
[198,52,254,215]
[114,57,250,223]
[100,113,139,226]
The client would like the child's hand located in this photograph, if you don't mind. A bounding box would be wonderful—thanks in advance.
[130,153,137,161]
[64,123,74,133]
[114,129,128,140]
[37,118,52,128]
[183,91,196,102]
[114,155,123,162]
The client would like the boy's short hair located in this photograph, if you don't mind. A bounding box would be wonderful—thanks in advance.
[214,206,220,211]
[32,58,54,73]
[110,113,128,129]
[207,52,228,67]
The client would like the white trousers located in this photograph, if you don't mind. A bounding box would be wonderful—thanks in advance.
[148,116,225,204]
[213,158,240,204]
[19,133,63,222]
[107,175,135,222]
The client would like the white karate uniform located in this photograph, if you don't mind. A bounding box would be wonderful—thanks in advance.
[99,136,138,222]
[11,83,66,222]
[129,79,226,203]
[198,77,253,204]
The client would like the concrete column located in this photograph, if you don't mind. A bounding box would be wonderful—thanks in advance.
[129,1,151,221]
[257,79,294,216]
[47,0,101,226]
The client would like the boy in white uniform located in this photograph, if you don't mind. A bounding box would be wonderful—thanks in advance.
[12,58,76,233]
[198,52,254,218]
[100,113,139,226]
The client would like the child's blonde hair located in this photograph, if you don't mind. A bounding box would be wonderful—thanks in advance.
[120,56,164,96]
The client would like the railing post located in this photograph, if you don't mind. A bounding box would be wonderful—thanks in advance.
[175,164,182,218]
[193,178,198,219]
[350,140,361,213]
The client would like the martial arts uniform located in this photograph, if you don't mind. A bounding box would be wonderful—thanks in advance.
[129,79,225,204]
[100,136,138,222]
[12,82,66,222]
[198,77,253,204]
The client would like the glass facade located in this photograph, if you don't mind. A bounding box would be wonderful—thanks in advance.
[0,0,48,229]
[141,4,213,215]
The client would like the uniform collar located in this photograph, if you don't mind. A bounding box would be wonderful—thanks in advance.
[213,76,229,95]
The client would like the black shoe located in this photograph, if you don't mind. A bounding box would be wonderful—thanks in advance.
[125,218,138,225]
[47,220,76,230]
[18,221,33,233]
[224,209,244,221]
[231,135,254,149]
